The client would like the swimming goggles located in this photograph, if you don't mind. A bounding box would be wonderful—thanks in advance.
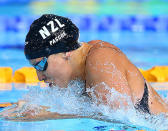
[32,57,48,71]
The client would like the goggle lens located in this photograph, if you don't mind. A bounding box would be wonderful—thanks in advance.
[33,57,48,71]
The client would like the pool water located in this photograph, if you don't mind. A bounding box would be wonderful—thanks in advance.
[0,83,168,131]
[0,117,153,131]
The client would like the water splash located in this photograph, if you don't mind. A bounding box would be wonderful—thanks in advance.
[22,80,99,116]
[7,80,168,130]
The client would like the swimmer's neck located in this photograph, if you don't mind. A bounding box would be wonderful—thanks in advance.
[70,42,91,81]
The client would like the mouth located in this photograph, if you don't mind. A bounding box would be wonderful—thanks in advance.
[49,82,55,87]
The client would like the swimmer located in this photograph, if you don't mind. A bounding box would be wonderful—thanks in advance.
[1,14,168,120]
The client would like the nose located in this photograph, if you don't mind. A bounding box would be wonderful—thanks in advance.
[36,70,46,81]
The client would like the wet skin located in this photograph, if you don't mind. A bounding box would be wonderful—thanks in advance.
[0,40,168,120]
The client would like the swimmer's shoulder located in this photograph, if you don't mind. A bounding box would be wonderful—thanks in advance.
[88,40,114,46]
[87,40,102,45]
[85,40,129,74]
[85,40,125,69]
[87,40,120,50]
[86,40,122,56]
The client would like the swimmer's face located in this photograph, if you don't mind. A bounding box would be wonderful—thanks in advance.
[29,53,72,88]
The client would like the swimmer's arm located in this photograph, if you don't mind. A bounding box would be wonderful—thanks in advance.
[2,107,99,121]
[86,48,133,108]
[5,110,86,121]
[5,111,104,122]
[0,101,100,121]
[0,101,77,121]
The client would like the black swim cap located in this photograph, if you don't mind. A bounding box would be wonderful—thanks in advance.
[24,14,80,59]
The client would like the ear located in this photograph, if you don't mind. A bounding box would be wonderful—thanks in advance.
[63,52,71,60]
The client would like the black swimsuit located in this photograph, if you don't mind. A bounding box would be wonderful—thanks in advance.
[135,82,150,114]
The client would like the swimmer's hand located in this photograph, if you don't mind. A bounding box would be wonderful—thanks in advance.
[0,100,50,121]
[0,100,26,118]
[0,100,84,121]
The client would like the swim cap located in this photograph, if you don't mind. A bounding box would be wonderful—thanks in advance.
[24,14,80,59]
